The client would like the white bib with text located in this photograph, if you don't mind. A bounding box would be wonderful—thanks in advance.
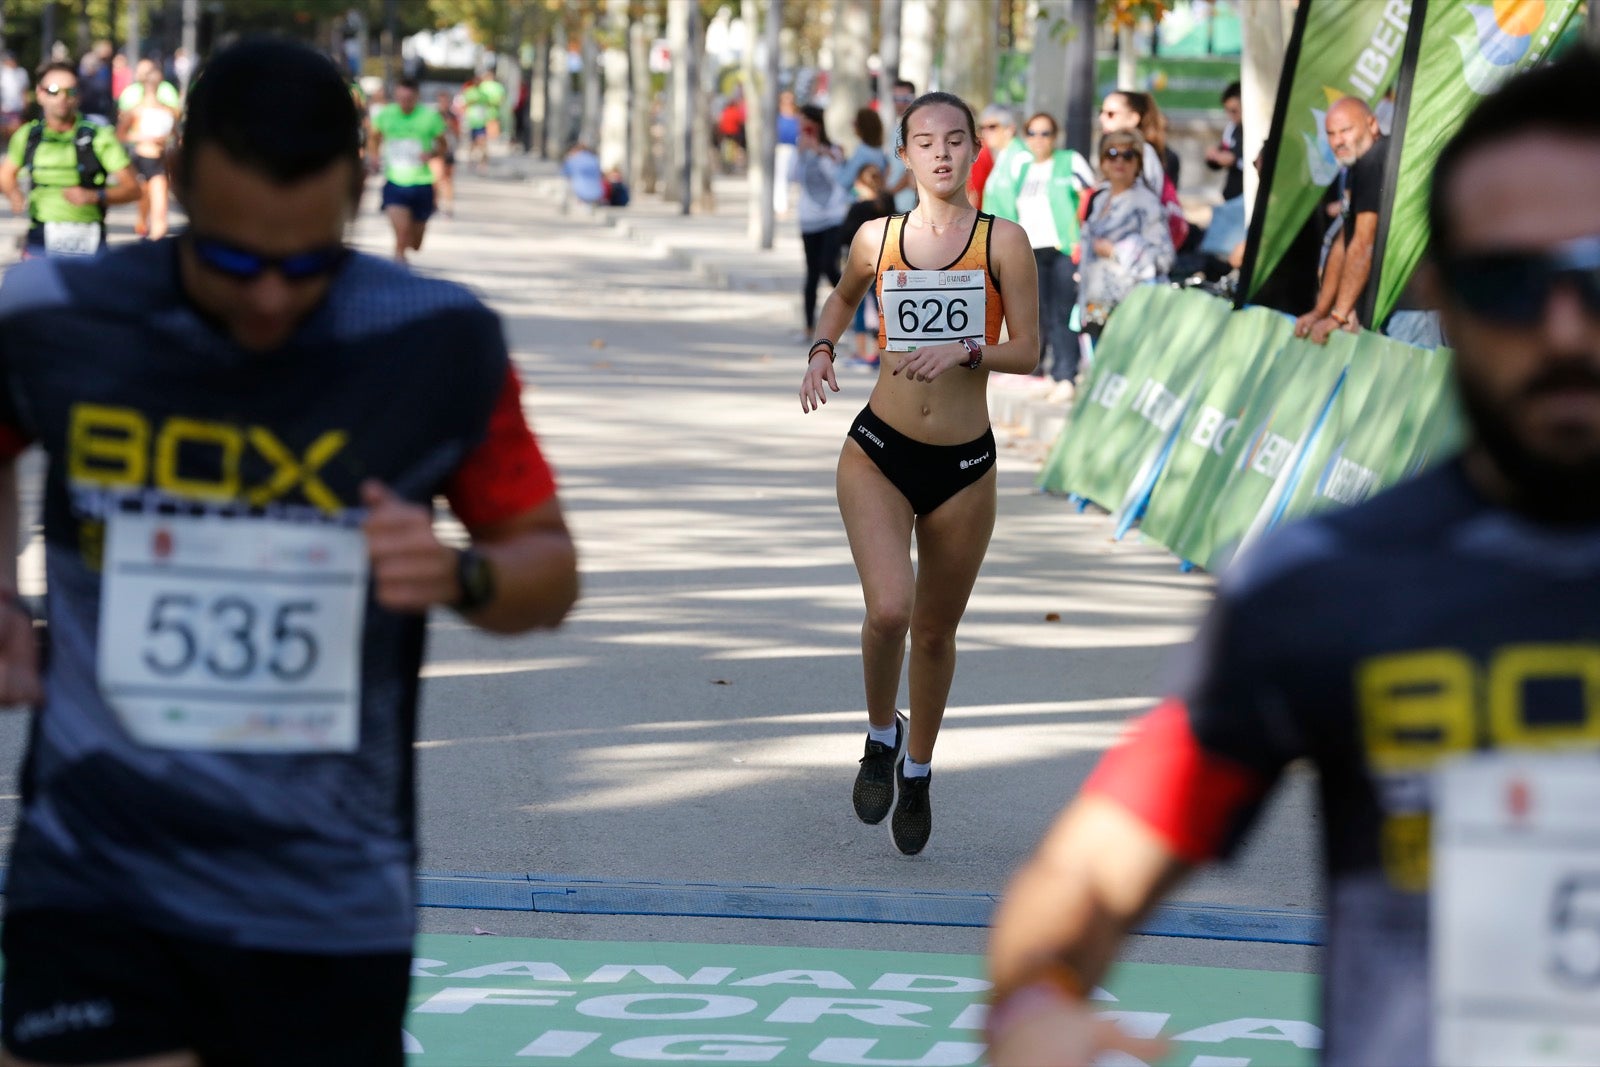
[879,269,986,352]
[385,139,425,171]
[42,221,102,256]
[97,511,369,753]
[1433,753,1600,1066]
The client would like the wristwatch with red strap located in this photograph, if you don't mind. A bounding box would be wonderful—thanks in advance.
[960,337,983,370]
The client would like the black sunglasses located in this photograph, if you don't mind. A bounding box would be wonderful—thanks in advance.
[1439,234,1600,326]
[41,84,77,97]
[1025,127,1055,137]
[191,236,350,282]
[1102,147,1138,162]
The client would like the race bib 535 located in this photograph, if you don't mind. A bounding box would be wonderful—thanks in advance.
[97,511,368,753]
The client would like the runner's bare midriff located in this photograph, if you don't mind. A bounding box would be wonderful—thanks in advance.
[866,361,992,444]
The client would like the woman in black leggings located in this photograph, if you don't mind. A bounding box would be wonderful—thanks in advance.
[793,104,850,333]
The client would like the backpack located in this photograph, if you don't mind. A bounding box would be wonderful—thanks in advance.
[1136,159,1190,252]
[1157,172,1190,251]
[21,121,107,222]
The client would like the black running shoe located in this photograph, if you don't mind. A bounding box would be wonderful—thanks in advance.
[852,713,905,824]
[891,758,932,855]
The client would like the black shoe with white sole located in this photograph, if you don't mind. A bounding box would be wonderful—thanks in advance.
[891,758,932,855]
[852,713,905,825]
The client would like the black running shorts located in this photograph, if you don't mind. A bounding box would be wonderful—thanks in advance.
[1,909,412,1066]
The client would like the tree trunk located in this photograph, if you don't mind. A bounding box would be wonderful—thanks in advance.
[181,0,198,91]
[548,26,569,153]
[1116,23,1137,90]
[628,10,656,193]
[1028,0,1069,124]
[599,0,629,171]
[898,0,935,96]
[754,0,781,248]
[530,32,549,158]
[665,0,689,204]
[692,3,714,211]
[42,3,60,62]
[580,22,601,149]
[1239,0,1293,223]
[941,0,995,109]
[1062,0,1096,158]
[877,0,901,123]
[825,0,871,150]
[742,0,763,240]
[123,0,140,63]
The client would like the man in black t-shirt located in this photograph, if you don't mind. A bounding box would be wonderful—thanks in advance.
[1294,98,1387,344]
[988,49,1600,1067]
[0,40,579,1067]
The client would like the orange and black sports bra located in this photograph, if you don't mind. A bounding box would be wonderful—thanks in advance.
[874,212,1005,351]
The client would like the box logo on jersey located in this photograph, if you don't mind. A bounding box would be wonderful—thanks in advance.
[67,403,349,513]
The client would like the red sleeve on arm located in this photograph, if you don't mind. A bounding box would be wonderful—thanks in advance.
[1083,699,1271,865]
[444,367,557,531]
[0,425,31,462]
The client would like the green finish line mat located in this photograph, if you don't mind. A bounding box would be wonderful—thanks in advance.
[404,934,1320,1065]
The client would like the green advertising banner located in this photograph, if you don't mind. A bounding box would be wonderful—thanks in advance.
[1179,338,1349,572]
[1037,285,1166,498]
[400,933,1320,1065]
[1380,346,1466,485]
[1373,0,1582,324]
[1037,286,1229,508]
[1139,308,1295,557]
[1280,330,1421,520]
[1244,0,1412,303]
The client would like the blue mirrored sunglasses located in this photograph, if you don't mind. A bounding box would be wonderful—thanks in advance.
[1440,234,1600,326]
[191,236,350,282]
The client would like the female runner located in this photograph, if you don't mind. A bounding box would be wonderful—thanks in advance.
[799,92,1039,855]
[116,62,179,240]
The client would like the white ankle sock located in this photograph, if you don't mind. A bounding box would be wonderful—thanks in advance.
[867,719,900,746]
[902,756,931,778]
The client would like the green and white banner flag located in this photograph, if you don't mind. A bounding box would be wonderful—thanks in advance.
[1280,330,1420,521]
[1037,287,1229,509]
[1373,0,1582,324]
[1139,308,1295,560]
[1243,0,1413,304]
[1182,336,1349,572]
[1379,345,1465,485]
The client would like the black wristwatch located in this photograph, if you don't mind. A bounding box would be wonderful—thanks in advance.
[95,187,107,210]
[452,547,495,613]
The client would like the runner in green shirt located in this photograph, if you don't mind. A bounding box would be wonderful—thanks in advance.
[476,72,506,142]
[0,61,138,258]
[369,76,447,264]
[461,77,490,173]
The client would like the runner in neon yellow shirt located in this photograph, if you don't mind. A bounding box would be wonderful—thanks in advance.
[369,77,447,264]
[477,73,506,142]
[0,61,138,258]
[461,78,490,173]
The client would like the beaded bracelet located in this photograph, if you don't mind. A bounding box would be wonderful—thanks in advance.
[808,338,837,364]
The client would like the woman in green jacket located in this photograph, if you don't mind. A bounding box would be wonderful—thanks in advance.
[1012,112,1097,399]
